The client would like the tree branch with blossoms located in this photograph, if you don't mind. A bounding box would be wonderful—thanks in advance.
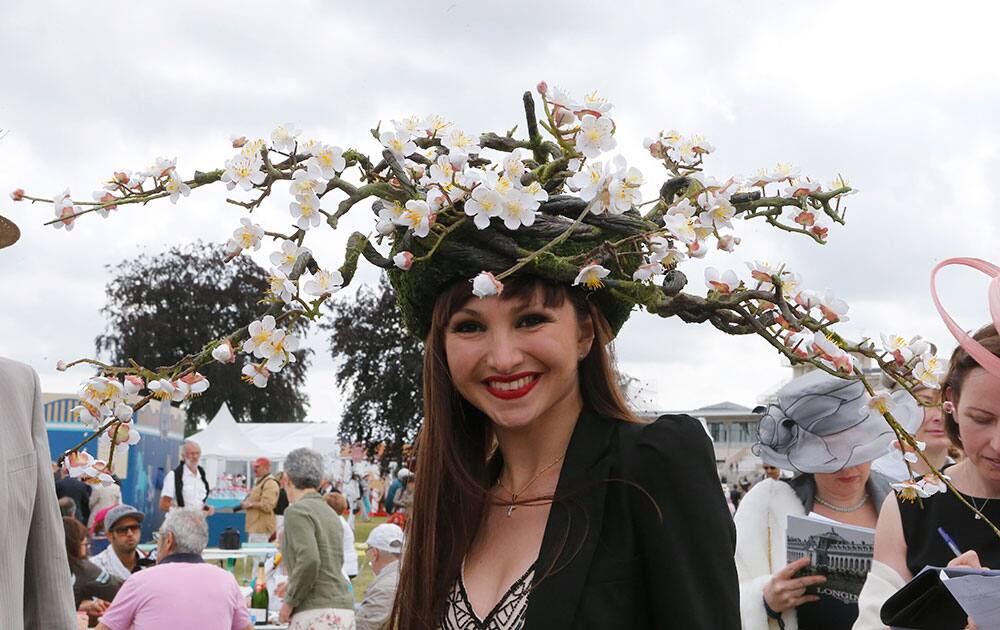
[19,83,995,536]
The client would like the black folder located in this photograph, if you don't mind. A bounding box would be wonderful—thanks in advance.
[880,566,1000,629]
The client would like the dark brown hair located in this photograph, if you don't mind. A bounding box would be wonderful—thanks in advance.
[63,516,88,571]
[942,324,1000,446]
[392,276,637,629]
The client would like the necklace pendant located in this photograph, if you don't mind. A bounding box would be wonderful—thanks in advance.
[976,514,982,520]
[506,504,515,517]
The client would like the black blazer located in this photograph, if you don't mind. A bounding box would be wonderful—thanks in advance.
[522,410,741,629]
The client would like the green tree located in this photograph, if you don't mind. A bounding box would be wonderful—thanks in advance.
[326,275,423,467]
[97,241,311,433]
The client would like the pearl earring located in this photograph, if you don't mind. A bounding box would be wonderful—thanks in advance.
[942,401,955,414]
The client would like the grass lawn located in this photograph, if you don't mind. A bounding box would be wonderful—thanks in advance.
[351,516,387,603]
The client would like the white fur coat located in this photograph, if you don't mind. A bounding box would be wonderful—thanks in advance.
[734,479,807,630]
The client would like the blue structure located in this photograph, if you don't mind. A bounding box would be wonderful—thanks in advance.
[45,394,186,543]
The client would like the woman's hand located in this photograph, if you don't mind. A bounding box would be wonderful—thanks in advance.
[275,581,288,598]
[763,557,827,613]
[947,550,983,570]
[279,603,294,624]
[79,598,110,615]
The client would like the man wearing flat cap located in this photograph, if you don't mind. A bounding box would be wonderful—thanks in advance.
[242,457,280,543]
[91,504,153,581]
[0,215,77,628]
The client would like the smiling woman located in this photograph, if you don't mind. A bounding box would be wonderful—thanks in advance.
[392,275,740,629]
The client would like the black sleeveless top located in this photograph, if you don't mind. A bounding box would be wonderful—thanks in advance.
[899,488,1000,576]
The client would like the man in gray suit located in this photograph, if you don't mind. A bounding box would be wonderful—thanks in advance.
[1,218,77,628]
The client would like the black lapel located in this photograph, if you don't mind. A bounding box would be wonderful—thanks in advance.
[524,409,618,627]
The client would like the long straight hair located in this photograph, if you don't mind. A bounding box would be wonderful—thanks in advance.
[392,276,637,629]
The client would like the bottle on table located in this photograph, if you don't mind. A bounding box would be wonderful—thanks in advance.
[249,561,269,625]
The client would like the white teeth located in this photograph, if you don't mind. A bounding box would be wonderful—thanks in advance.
[490,375,536,391]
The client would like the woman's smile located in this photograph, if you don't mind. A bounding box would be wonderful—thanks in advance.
[483,372,542,399]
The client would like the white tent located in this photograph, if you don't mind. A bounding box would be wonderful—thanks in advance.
[188,404,279,485]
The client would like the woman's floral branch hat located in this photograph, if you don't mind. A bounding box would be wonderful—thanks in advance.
[21,82,960,507]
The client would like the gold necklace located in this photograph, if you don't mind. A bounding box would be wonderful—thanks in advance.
[496,455,564,517]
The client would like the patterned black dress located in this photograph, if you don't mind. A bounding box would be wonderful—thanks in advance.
[440,564,535,630]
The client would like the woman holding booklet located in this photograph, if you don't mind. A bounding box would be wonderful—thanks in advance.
[734,369,919,630]
[856,258,1000,630]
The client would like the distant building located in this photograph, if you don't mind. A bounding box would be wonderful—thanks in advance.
[640,402,764,480]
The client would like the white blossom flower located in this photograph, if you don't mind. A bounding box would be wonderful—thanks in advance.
[239,139,266,158]
[503,150,527,180]
[263,330,299,371]
[471,271,503,298]
[913,353,946,388]
[817,290,849,323]
[829,174,858,196]
[746,260,782,286]
[393,116,423,137]
[122,375,144,396]
[109,421,141,446]
[241,363,270,388]
[306,144,346,179]
[53,189,78,231]
[812,335,854,374]
[464,185,502,230]
[919,473,950,495]
[289,169,326,199]
[575,114,616,159]
[290,194,323,230]
[380,131,417,159]
[148,379,176,400]
[699,193,735,230]
[523,180,549,203]
[442,128,480,157]
[222,154,266,191]
[705,267,739,294]
[112,401,134,423]
[573,264,611,290]
[783,178,822,198]
[881,333,919,365]
[633,262,664,282]
[568,161,608,201]
[270,123,301,153]
[663,199,699,244]
[644,237,678,266]
[423,114,452,135]
[892,479,932,502]
[91,190,118,217]
[393,251,413,270]
[230,218,264,253]
[267,268,297,303]
[269,240,309,275]
[301,269,344,297]
[579,90,613,115]
[212,340,236,364]
[498,190,539,230]
[608,167,643,214]
[783,330,815,359]
[143,157,177,179]
[770,163,800,182]
[717,234,741,252]
[244,315,278,358]
[165,172,191,204]
[395,200,434,238]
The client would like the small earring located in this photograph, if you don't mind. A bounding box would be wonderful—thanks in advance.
[942,401,956,414]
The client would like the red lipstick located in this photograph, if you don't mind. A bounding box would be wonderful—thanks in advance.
[483,372,541,400]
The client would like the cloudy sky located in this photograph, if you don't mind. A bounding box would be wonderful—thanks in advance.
[1,0,997,427]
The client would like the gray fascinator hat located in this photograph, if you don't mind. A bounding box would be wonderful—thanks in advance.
[754,369,922,474]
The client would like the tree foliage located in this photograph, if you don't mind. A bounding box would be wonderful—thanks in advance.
[97,241,311,433]
[326,275,423,467]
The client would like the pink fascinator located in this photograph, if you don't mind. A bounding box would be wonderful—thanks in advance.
[930,257,1000,379]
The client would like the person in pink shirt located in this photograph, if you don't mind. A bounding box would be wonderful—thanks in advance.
[96,508,252,630]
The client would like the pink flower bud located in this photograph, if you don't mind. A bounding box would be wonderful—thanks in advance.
[537,81,548,95]
[231,135,248,148]
[55,360,67,371]
[114,172,130,184]
[10,188,24,201]
[393,251,413,271]
[123,375,144,395]
[552,106,573,127]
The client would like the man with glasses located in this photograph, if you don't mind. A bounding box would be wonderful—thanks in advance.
[91,504,152,581]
